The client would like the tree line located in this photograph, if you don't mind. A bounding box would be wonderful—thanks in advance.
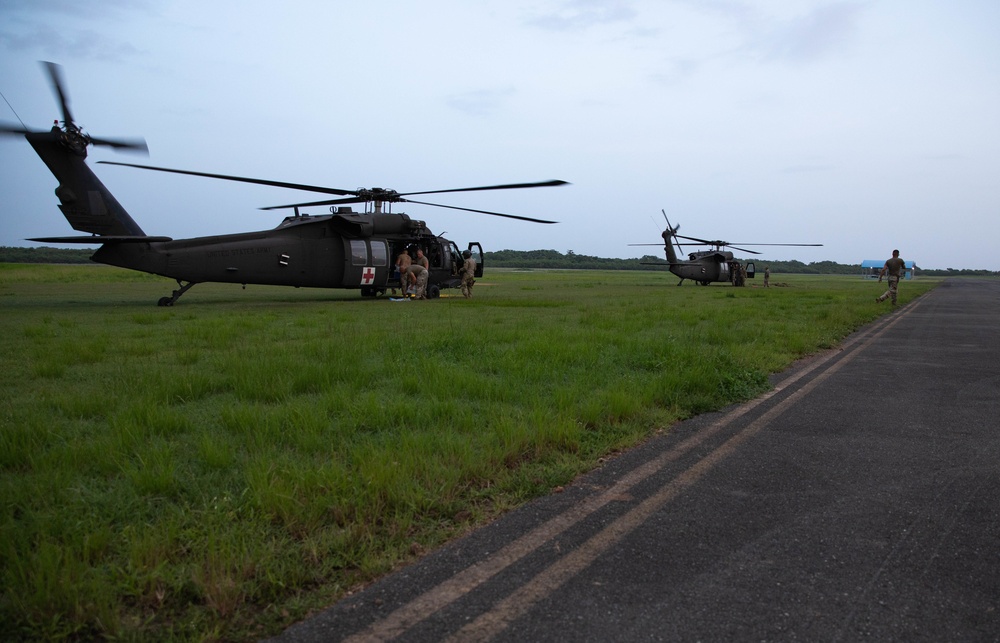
[0,246,95,263]
[2,246,996,277]
[484,249,999,277]
[484,249,871,274]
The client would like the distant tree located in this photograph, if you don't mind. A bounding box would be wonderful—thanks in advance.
[0,246,93,263]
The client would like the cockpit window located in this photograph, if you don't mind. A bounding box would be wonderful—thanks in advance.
[350,240,367,266]
[370,240,387,266]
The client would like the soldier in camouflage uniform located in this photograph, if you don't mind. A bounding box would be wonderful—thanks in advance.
[460,250,476,299]
[876,249,905,305]
[414,247,429,271]
[406,263,428,299]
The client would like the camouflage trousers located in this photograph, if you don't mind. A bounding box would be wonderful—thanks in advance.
[461,275,475,298]
[415,272,428,299]
[877,275,900,304]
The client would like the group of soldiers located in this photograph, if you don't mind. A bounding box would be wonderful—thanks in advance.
[728,261,748,287]
[394,246,429,299]
[394,246,477,299]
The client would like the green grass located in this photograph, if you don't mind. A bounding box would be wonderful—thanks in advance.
[0,264,939,641]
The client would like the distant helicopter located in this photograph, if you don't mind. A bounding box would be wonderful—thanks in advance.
[632,211,822,286]
[0,62,567,305]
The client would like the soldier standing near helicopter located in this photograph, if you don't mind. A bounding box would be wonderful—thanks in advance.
[876,249,906,305]
[395,248,412,295]
[460,250,477,298]
[415,247,429,272]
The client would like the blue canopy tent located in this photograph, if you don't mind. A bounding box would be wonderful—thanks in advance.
[861,260,915,280]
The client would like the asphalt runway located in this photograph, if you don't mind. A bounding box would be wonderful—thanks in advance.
[268,278,1000,642]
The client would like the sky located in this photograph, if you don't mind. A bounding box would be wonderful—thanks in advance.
[1,0,998,270]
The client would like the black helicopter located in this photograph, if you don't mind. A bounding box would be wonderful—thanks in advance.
[632,211,822,286]
[1,63,567,305]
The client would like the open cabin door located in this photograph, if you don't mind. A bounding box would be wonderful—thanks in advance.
[468,242,484,278]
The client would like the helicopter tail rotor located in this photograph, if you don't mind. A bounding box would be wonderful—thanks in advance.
[660,209,684,257]
[42,61,75,131]
[1,62,148,155]
[661,209,679,235]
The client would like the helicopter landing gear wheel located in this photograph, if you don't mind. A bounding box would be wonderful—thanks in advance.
[427,284,441,299]
[699,280,711,286]
[157,280,196,306]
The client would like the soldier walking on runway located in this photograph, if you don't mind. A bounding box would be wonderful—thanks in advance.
[876,249,905,305]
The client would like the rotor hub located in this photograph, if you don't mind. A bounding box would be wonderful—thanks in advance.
[357,187,402,203]
[57,123,90,156]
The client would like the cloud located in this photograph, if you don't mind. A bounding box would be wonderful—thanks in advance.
[650,57,701,86]
[671,1,867,66]
[445,88,516,117]
[782,163,835,174]
[643,2,867,89]
[0,1,151,60]
[0,0,154,19]
[0,25,142,60]
[526,0,638,32]
[756,2,867,63]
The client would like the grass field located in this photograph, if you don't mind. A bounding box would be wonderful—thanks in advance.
[0,263,939,641]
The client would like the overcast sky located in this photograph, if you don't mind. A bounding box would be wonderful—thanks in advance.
[1,1,998,270]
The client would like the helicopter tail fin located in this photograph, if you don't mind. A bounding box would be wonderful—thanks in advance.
[8,63,149,238]
[27,131,147,237]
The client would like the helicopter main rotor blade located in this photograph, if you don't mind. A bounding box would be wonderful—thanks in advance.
[398,180,568,197]
[89,136,149,153]
[725,242,822,254]
[262,195,559,223]
[0,123,34,136]
[42,61,74,127]
[99,162,567,201]
[259,197,366,211]
[101,161,561,222]
[673,233,717,245]
[399,198,558,224]
[98,161,358,196]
